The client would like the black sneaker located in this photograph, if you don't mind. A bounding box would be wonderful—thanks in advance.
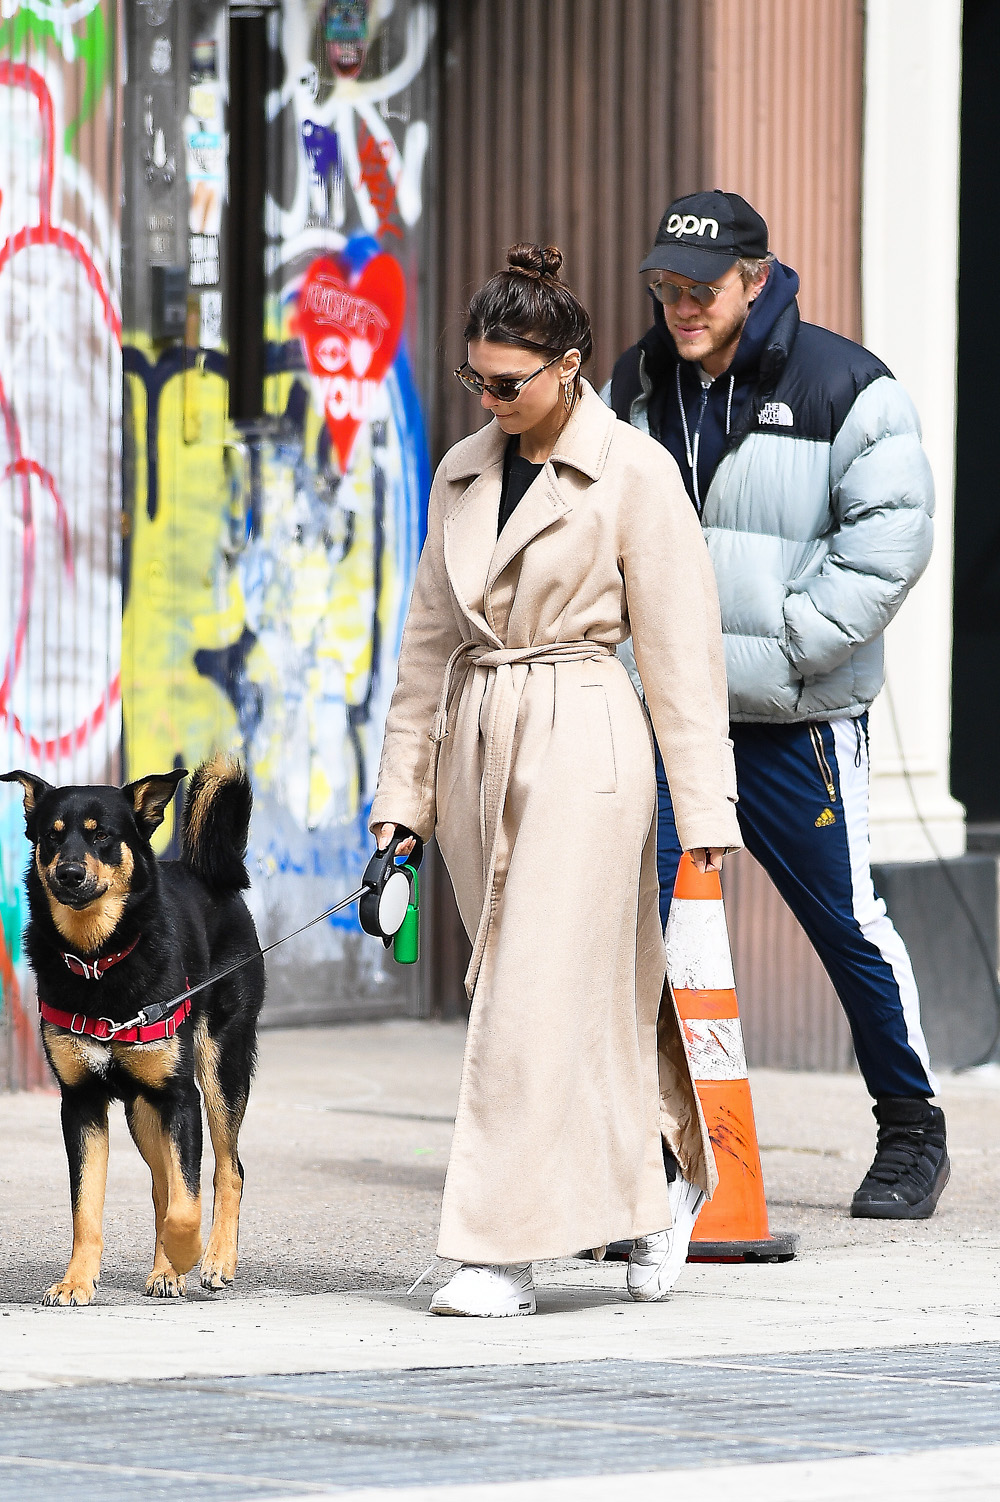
[850,1097,950,1219]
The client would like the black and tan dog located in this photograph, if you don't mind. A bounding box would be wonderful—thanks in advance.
[1,755,264,1305]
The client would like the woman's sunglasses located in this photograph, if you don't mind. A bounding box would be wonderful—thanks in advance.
[454,352,561,403]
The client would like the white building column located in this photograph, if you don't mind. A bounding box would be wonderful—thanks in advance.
[862,0,966,862]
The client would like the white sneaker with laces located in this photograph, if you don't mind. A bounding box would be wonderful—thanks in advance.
[429,1262,536,1317]
[627,1176,707,1302]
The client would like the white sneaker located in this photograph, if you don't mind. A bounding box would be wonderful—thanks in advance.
[429,1262,536,1317]
[627,1176,707,1302]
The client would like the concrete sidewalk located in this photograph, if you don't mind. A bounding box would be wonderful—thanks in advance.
[2,1022,1000,1499]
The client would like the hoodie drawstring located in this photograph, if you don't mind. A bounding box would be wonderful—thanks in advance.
[676,364,735,513]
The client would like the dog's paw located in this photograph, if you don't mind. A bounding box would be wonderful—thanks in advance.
[199,1263,234,1292]
[200,1230,237,1291]
[145,1270,186,1299]
[42,1277,97,1307]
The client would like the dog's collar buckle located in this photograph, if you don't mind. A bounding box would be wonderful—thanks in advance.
[61,933,141,981]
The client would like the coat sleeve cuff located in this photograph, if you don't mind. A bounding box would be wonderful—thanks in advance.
[673,808,744,855]
[369,792,435,844]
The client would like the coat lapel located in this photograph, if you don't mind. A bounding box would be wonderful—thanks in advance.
[442,460,505,643]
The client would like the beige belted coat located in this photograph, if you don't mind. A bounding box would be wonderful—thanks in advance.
[370,381,742,1264]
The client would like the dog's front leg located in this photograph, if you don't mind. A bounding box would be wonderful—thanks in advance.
[126,1096,185,1297]
[44,1091,110,1306]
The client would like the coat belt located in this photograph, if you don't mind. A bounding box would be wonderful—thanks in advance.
[430,639,616,997]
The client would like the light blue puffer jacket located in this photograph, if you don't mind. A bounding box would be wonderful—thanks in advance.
[609,297,934,723]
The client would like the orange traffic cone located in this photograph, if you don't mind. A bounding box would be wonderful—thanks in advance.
[666,853,798,1263]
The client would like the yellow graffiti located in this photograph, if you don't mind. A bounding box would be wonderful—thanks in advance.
[121,338,239,852]
[121,309,401,856]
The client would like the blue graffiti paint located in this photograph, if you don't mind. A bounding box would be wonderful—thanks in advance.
[302,119,340,178]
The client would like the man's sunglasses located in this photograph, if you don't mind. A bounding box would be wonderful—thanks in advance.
[454,353,561,403]
[649,275,738,308]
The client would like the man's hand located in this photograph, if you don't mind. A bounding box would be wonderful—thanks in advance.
[688,847,726,874]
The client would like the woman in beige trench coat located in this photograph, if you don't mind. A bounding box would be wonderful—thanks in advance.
[371,244,742,1317]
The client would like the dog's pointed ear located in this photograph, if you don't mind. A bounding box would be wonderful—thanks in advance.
[0,770,51,827]
[122,769,188,838]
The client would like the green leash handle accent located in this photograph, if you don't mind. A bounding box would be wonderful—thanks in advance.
[393,864,420,965]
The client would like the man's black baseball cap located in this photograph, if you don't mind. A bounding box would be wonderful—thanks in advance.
[640,190,769,280]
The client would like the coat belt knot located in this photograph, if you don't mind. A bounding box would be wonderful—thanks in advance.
[430,638,616,996]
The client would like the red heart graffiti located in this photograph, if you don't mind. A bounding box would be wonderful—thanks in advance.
[296,252,406,472]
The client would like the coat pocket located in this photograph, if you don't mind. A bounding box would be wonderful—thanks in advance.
[582,683,617,794]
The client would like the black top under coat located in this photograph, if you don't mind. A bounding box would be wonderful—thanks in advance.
[498,437,544,536]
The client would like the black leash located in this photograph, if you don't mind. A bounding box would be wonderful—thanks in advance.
[143,884,368,1023]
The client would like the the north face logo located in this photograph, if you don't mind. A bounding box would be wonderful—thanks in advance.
[759,401,793,427]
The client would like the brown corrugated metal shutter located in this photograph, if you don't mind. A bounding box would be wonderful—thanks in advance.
[432,0,709,460]
[723,853,855,1071]
[704,0,864,339]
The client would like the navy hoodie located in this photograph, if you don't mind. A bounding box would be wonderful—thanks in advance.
[614,261,800,510]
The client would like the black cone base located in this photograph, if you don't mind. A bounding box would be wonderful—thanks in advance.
[686,1231,799,1263]
[578,1230,799,1264]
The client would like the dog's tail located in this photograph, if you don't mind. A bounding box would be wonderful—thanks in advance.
[180,755,253,892]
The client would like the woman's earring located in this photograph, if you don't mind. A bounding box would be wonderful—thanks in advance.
[563,380,573,412]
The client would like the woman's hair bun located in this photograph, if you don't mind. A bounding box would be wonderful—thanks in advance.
[506,242,564,280]
[465,241,592,367]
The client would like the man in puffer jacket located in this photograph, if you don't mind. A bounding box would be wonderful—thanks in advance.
[609,189,948,1220]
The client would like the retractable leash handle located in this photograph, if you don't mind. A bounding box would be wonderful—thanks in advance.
[359,829,423,962]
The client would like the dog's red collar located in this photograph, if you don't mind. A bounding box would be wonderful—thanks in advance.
[38,994,192,1044]
[60,933,141,981]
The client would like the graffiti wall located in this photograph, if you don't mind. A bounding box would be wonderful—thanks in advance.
[121,0,434,1022]
[0,2,122,1088]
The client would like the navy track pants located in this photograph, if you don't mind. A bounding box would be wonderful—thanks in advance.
[655,715,936,1100]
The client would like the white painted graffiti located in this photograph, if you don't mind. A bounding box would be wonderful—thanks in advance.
[301,278,390,342]
[0,55,121,779]
[0,1,103,62]
[266,0,433,270]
